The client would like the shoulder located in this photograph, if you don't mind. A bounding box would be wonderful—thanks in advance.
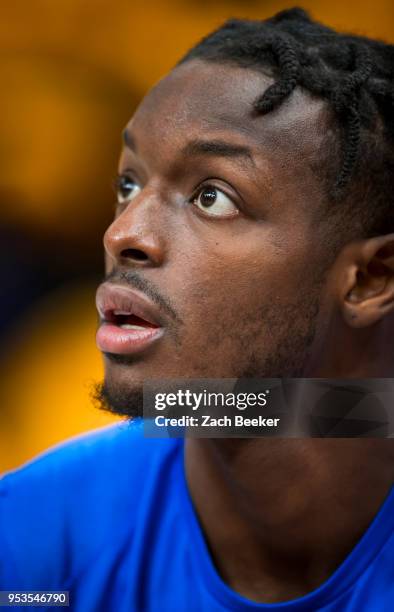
[0,421,182,589]
[0,421,178,506]
[1,419,179,492]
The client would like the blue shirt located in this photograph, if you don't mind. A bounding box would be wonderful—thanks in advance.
[1,421,394,611]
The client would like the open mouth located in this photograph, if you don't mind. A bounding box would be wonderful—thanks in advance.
[95,284,164,356]
[104,309,159,331]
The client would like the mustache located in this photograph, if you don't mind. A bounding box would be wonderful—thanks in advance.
[103,269,182,325]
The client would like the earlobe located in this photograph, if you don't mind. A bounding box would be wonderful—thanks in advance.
[342,235,394,328]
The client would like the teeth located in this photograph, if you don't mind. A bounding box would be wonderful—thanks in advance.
[113,310,132,316]
[119,324,146,330]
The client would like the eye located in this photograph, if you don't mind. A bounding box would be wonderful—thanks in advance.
[193,186,238,218]
[116,175,142,204]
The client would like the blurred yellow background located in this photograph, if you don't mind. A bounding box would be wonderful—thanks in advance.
[1,0,393,473]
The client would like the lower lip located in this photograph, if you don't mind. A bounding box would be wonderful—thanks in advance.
[96,323,163,355]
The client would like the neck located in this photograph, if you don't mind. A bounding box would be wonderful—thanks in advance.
[185,437,394,603]
[309,313,394,378]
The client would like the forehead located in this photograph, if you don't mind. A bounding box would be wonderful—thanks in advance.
[126,59,329,171]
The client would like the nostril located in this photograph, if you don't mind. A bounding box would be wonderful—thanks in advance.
[120,248,148,262]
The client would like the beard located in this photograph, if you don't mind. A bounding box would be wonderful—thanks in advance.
[92,288,322,421]
[92,380,144,420]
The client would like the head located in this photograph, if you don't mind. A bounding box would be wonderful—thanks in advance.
[94,7,394,418]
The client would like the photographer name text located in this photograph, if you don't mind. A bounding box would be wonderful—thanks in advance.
[154,415,280,428]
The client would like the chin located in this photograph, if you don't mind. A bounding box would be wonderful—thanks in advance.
[94,372,144,419]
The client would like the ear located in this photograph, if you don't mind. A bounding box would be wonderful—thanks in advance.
[341,234,394,328]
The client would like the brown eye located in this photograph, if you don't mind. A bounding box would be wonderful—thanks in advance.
[194,186,238,218]
[116,175,141,204]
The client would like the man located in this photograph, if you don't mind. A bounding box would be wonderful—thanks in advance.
[1,7,394,610]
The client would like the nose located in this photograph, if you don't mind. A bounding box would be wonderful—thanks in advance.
[104,192,165,268]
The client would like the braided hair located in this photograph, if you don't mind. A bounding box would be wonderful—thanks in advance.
[179,8,394,240]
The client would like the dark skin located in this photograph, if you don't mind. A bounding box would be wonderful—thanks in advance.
[101,59,394,603]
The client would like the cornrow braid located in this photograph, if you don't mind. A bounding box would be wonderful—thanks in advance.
[330,44,373,193]
[253,35,300,114]
[179,7,394,238]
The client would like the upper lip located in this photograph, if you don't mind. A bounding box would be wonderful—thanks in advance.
[96,283,163,327]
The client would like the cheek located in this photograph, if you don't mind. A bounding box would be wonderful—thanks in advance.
[171,223,321,347]
[177,240,305,320]
[172,245,295,352]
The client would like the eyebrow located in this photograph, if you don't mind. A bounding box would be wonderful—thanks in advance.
[122,129,256,168]
[181,139,256,167]
[122,129,136,151]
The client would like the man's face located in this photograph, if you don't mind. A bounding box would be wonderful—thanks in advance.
[96,59,334,415]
